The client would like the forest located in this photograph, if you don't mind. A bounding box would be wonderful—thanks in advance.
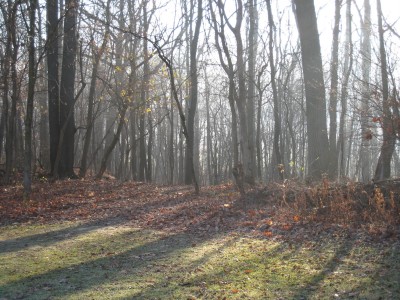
[0,0,399,192]
[1,0,400,299]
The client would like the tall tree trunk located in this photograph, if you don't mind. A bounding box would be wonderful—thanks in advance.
[47,0,60,175]
[337,0,353,178]
[293,0,330,179]
[37,4,50,171]
[374,0,395,181]
[360,0,372,182]
[58,0,78,178]
[247,0,258,180]
[23,0,38,198]
[0,3,13,171]
[328,0,342,177]
[139,0,149,181]
[266,0,283,180]
[233,0,255,184]
[5,2,20,183]
[185,0,203,185]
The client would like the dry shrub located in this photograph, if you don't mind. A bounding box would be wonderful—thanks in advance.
[262,178,400,228]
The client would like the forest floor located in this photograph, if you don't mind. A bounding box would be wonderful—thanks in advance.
[0,178,399,299]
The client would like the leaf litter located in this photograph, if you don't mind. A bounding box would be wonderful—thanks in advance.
[0,178,399,299]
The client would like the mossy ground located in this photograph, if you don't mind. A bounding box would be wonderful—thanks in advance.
[1,221,399,299]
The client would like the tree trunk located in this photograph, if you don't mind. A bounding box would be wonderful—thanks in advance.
[360,0,372,182]
[147,110,153,182]
[337,0,353,178]
[47,0,60,175]
[58,0,78,178]
[185,0,203,185]
[5,2,20,183]
[328,0,342,177]
[374,0,395,181]
[266,0,283,181]
[247,0,258,180]
[96,106,128,179]
[23,0,38,199]
[293,0,330,179]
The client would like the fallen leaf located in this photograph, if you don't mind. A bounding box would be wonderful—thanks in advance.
[293,215,301,222]
[263,231,273,237]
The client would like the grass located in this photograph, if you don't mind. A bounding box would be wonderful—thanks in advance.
[1,220,399,299]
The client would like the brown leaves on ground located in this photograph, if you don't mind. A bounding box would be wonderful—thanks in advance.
[0,178,399,241]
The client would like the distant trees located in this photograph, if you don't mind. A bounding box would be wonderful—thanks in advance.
[1,0,400,190]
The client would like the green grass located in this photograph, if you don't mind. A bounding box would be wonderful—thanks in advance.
[1,221,399,299]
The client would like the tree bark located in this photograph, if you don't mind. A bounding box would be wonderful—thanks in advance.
[292,0,330,179]
[23,0,38,199]
[266,0,283,180]
[185,0,203,185]
[58,0,78,178]
[247,0,258,180]
[337,0,353,178]
[360,0,372,182]
[47,0,60,175]
[328,0,342,177]
[374,0,395,181]
[96,106,128,179]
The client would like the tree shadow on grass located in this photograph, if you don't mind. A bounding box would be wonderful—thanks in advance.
[1,181,398,299]
[0,217,125,254]
[0,230,193,299]
[289,236,356,299]
[0,195,239,300]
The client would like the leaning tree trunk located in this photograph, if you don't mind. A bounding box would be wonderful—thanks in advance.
[293,0,330,179]
[96,106,128,179]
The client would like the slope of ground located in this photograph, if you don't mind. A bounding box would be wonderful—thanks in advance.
[0,179,399,299]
